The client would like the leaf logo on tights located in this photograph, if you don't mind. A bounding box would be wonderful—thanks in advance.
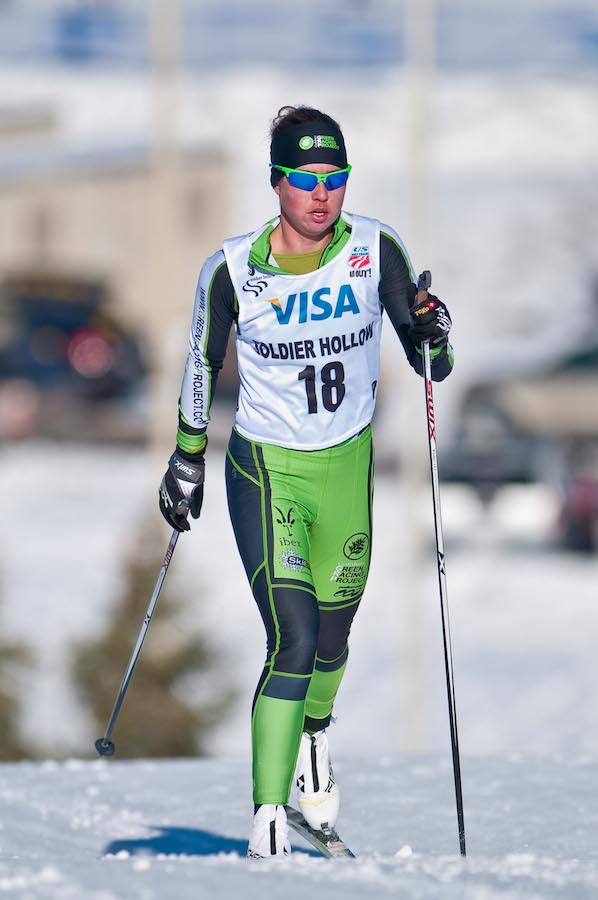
[343,533,369,560]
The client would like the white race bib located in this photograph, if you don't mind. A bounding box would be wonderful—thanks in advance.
[224,213,384,450]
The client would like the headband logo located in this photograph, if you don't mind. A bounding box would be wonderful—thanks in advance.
[298,134,340,151]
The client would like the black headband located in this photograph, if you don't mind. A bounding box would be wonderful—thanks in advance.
[270,121,348,179]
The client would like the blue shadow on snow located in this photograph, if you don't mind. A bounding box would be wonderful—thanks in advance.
[103,824,318,858]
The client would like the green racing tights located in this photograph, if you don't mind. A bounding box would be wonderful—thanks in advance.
[225,425,374,805]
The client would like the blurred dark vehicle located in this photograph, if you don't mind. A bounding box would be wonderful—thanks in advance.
[440,382,545,503]
[441,341,598,552]
[0,275,147,442]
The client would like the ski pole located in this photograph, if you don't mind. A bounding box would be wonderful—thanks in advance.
[95,500,189,757]
[417,270,466,857]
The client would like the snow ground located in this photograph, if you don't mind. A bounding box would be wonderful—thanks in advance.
[2,755,598,899]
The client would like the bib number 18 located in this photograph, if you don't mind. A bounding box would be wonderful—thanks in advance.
[298,361,346,414]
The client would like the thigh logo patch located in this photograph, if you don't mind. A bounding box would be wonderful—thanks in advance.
[280,551,310,572]
[330,563,366,585]
[274,505,296,537]
[343,533,369,560]
[333,587,363,600]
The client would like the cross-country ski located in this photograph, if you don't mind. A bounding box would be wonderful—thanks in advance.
[285,806,356,859]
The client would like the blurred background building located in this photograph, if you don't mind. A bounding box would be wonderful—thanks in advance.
[0,0,597,762]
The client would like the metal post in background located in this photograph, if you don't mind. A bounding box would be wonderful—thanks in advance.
[395,0,437,753]
[148,0,184,462]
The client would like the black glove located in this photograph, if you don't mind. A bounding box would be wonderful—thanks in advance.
[159,448,205,532]
[407,285,452,346]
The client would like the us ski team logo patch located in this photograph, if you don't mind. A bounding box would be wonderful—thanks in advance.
[348,246,370,269]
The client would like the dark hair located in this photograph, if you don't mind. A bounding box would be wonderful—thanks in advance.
[270,105,343,139]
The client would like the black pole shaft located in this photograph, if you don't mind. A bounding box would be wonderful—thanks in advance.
[95,515,185,755]
[418,271,466,856]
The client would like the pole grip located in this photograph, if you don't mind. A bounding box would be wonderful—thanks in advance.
[417,268,432,302]
[176,498,190,517]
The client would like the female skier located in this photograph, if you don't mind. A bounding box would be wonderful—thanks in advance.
[159,105,453,858]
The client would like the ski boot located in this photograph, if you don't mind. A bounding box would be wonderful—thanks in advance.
[295,729,340,831]
[247,804,291,859]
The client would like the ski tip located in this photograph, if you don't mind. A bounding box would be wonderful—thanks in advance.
[94,737,116,757]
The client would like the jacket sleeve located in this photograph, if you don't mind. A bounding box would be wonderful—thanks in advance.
[379,224,454,382]
[177,251,237,453]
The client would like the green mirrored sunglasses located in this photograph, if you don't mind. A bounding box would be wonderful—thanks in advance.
[271,164,352,192]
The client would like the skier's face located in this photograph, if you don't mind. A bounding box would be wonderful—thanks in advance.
[274,164,346,241]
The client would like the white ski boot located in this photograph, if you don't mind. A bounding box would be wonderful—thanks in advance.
[247,804,291,859]
[295,729,340,831]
